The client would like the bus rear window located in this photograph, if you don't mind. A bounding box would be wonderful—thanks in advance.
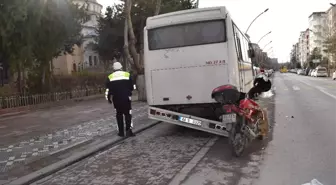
[148,20,226,50]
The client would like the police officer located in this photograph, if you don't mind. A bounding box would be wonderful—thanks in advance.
[105,62,135,137]
[247,68,272,99]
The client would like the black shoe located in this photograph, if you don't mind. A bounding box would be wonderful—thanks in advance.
[118,132,125,137]
[126,130,135,137]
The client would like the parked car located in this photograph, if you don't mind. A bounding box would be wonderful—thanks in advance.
[311,69,317,77]
[305,68,311,76]
[289,69,297,73]
[297,69,305,75]
[315,67,328,77]
[308,69,313,76]
[333,70,336,80]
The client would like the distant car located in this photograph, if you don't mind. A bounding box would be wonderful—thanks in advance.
[333,70,336,80]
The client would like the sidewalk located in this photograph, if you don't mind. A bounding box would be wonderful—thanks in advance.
[0,99,150,183]
[0,91,139,118]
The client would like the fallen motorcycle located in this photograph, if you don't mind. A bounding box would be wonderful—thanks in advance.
[211,84,267,157]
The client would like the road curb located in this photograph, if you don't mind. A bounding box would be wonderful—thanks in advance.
[7,120,161,185]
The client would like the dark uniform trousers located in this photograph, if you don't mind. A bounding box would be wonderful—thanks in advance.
[113,97,132,133]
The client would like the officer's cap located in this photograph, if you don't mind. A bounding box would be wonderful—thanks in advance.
[113,62,122,70]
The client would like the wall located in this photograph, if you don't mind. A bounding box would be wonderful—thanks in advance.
[52,45,84,75]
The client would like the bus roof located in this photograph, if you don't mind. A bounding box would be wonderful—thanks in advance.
[146,6,229,29]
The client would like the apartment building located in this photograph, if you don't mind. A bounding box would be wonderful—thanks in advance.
[298,29,310,67]
[308,12,327,57]
[326,5,336,64]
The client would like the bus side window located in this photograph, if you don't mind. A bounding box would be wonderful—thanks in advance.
[236,33,243,60]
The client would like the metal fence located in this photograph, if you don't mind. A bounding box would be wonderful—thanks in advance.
[0,88,104,109]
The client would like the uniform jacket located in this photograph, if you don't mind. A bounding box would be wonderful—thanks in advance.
[105,70,133,107]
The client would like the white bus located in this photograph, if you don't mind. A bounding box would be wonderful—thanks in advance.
[144,6,255,136]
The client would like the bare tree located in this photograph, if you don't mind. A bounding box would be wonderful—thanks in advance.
[123,0,133,71]
[123,0,162,101]
[154,0,162,15]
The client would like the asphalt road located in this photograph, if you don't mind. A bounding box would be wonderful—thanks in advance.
[255,73,336,185]
[6,72,336,185]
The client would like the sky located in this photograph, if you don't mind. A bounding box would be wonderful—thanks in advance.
[98,0,332,63]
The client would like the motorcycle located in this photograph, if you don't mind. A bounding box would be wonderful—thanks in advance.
[211,84,267,157]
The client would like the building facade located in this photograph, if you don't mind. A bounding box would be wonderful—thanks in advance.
[326,5,336,64]
[308,12,327,57]
[298,29,310,67]
[290,43,299,67]
[295,43,300,62]
[53,0,103,75]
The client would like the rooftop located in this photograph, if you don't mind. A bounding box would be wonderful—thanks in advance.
[308,11,326,18]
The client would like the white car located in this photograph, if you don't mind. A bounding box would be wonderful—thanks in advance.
[333,70,336,80]
[311,69,316,77]
[314,67,328,77]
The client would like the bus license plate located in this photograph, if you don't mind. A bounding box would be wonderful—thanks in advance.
[178,116,202,126]
[222,114,236,124]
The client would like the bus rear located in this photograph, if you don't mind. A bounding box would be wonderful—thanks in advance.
[144,7,239,106]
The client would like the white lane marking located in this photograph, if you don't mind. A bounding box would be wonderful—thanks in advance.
[292,86,300,91]
[168,137,218,185]
[299,79,336,100]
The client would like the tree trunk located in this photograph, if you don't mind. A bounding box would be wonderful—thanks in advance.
[41,64,46,92]
[124,0,143,100]
[123,13,132,71]
[22,64,26,95]
[16,63,22,94]
[125,0,141,73]
[136,74,146,101]
[48,61,52,92]
[154,0,162,15]
[139,18,145,72]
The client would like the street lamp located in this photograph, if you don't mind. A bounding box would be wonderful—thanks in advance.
[245,8,269,34]
[266,47,273,52]
[262,41,272,50]
[257,31,272,44]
